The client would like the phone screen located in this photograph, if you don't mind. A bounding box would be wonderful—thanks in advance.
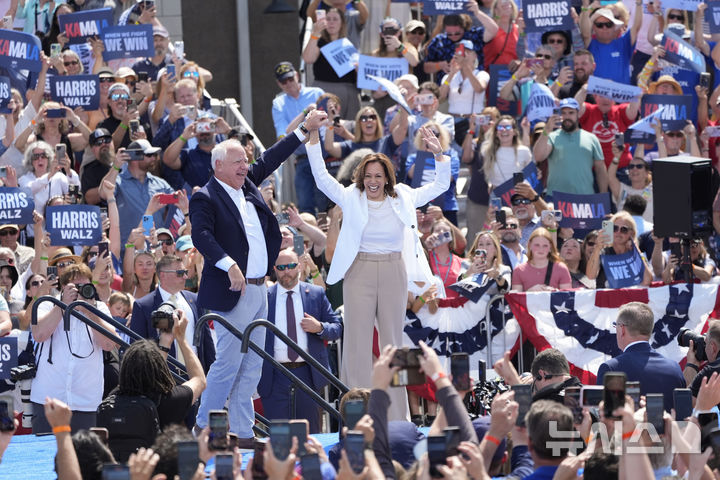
[512,384,532,427]
[450,353,470,391]
[209,410,228,451]
[602,220,614,240]
[252,439,268,480]
[427,435,447,478]
[344,399,366,430]
[674,389,693,421]
[444,426,460,457]
[603,372,626,419]
[581,386,603,407]
[513,172,524,185]
[300,454,322,480]
[176,441,199,480]
[215,454,234,480]
[289,420,308,457]
[270,421,291,461]
[626,381,640,408]
[98,241,109,260]
[345,432,366,474]
[102,464,130,480]
[564,387,583,424]
[646,394,664,435]
[293,235,305,257]
[495,210,506,228]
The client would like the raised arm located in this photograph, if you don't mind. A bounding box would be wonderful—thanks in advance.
[533,115,558,163]
[302,18,326,65]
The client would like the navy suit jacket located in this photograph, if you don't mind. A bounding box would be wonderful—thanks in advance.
[129,289,216,374]
[189,133,301,311]
[257,282,342,398]
[596,342,685,411]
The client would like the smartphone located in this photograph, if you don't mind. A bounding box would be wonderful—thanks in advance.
[55,144,67,161]
[603,372,626,420]
[476,114,491,127]
[564,386,583,424]
[252,438,268,480]
[345,431,365,474]
[709,429,720,459]
[137,72,149,83]
[90,426,108,444]
[670,242,682,261]
[166,64,176,80]
[102,464,130,480]
[227,433,239,450]
[626,381,640,408]
[580,385,603,407]
[427,435,447,478]
[290,419,308,457]
[215,453,234,480]
[184,105,196,120]
[47,265,58,280]
[541,210,554,224]
[444,426,461,457]
[553,210,562,222]
[512,384,532,427]
[478,360,486,384]
[301,454,322,480]
[317,212,328,226]
[177,440,199,480]
[158,193,179,205]
[142,214,154,237]
[614,132,624,149]
[126,148,145,161]
[174,40,184,58]
[490,196,502,210]
[390,347,425,386]
[495,209,507,228]
[67,184,78,204]
[513,172,524,185]
[315,8,326,20]
[293,235,305,256]
[450,352,470,391]
[526,58,544,68]
[130,119,140,135]
[208,410,229,451]
[51,42,61,58]
[0,395,14,432]
[436,230,452,246]
[646,393,665,435]
[674,388,693,421]
[97,241,109,261]
[275,212,290,225]
[454,43,465,57]
[46,108,66,118]
[270,421,291,461]
[0,166,7,179]
[701,72,711,89]
[601,220,614,240]
[196,121,214,133]
[344,399,366,430]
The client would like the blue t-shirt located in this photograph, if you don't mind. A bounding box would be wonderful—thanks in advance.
[588,30,634,84]
[179,147,213,188]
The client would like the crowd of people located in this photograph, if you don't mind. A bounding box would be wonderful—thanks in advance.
[3,0,720,478]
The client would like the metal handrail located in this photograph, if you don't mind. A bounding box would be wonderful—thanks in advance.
[31,295,68,325]
[194,314,344,421]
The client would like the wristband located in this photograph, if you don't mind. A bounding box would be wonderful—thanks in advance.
[511,74,517,81]
[468,131,475,137]
[158,345,171,353]
[125,243,135,249]
[107,197,116,203]
[542,130,549,137]
[581,6,589,11]
[443,79,450,86]
[184,212,189,217]
[179,135,188,143]
[418,295,426,304]
[400,46,408,55]
[485,434,502,446]
[310,34,320,40]
[302,108,308,116]
[622,431,634,440]
[119,123,129,130]
[31,119,36,125]
[547,228,557,232]
[430,371,446,382]
[647,60,655,66]
[40,256,48,261]
[311,271,320,279]
[144,96,152,103]
[92,280,99,285]
[686,363,699,371]
[112,164,121,171]
[555,81,563,87]
[53,425,71,434]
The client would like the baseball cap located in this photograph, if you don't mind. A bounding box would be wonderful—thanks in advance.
[405,19,425,32]
[590,8,624,26]
[108,83,130,97]
[395,74,419,90]
[153,25,169,38]
[97,67,114,78]
[558,98,579,111]
[274,61,296,81]
[458,39,474,50]
[0,224,19,232]
[155,228,173,240]
[89,128,112,145]
[128,139,161,155]
[114,66,137,79]
[175,235,193,252]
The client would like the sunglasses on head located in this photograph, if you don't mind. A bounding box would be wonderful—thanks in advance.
[0,229,17,236]
[63,60,79,66]
[536,53,552,60]
[665,131,684,138]
[594,21,615,29]
[535,373,562,382]
[613,225,630,234]
[32,152,48,160]
[160,269,188,277]
[182,71,200,78]
[497,124,513,131]
[628,163,645,169]
[110,93,130,101]
[360,115,377,122]
[276,263,298,271]
[512,197,532,205]
[668,13,684,20]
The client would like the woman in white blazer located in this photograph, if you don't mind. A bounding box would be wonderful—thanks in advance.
[306,121,450,421]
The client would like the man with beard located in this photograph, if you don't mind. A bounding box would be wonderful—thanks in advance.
[131,25,172,83]
[81,129,115,205]
[557,50,596,103]
[509,181,550,248]
[497,213,527,270]
[163,117,219,188]
[533,98,607,197]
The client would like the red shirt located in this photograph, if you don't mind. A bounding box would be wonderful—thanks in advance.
[580,103,633,167]
[483,25,518,70]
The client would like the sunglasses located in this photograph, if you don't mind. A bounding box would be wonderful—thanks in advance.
[628,163,645,169]
[409,28,425,35]
[0,229,17,236]
[276,263,298,271]
[535,53,552,60]
[594,21,615,29]
[512,198,532,205]
[31,280,44,287]
[496,124,513,131]
[56,260,75,268]
[613,225,630,234]
[446,30,464,37]
[547,38,565,44]
[93,137,112,145]
[668,13,684,20]
[585,241,596,247]
[665,131,684,138]
[534,373,562,382]
[110,93,130,101]
[504,224,519,229]
[63,60,79,66]
[160,269,188,277]
[99,77,115,83]
[182,71,200,78]
[360,115,377,122]
[159,239,174,246]
[124,80,136,87]
[32,152,49,160]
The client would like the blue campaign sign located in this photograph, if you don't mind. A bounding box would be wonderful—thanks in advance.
[368,75,412,114]
[661,30,706,74]
[0,76,10,114]
[357,55,408,90]
[0,188,35,224]
[601,248,645,289]
[492,162,541,207]
[487,64,519,116]
[49,74,100,110]
[448,273,494,303]
[101,24,154,61]
[640,95,691,131]
[0,337,17,380]
[526,82,556,123]
[423,0,470,15]
[708,1,720,34]
[586,76,642,103]
[661,0,702,11]
[410,151,434,188]
[554,191,611,230]
[522,0,572,33]
[46,205,102,246]
[0,30,42,72]
[58,8,112,45]
[320,38,358,77]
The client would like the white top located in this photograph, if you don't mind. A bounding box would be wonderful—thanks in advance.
[616,182,653,223]
[448,70,490,116]
[0,102,37,177]
[213,177,268,279]
[359,198,405,253]
[19,170,80,215]
[274,283,308,363]
[158,286,197,354]
[487,145,532,188]
[30,299,112,411]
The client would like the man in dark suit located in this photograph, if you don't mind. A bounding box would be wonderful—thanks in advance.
[130,254,215,373]
[258,248,341,433]
[191,110,324,444]
[596,302,685,411]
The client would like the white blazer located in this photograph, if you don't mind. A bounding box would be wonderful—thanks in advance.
[306,141,451,285]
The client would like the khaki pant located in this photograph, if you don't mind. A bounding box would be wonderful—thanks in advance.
[341,252,409,421]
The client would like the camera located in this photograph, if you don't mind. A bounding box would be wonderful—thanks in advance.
[10,363,36,428]
[151,302,176,332]
[678,328,707,362]
[76,283,98,300]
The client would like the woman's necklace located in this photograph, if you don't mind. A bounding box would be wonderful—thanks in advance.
[431,251,454,284]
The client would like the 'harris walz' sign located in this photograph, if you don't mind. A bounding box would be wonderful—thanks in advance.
[522,0,573,32]
[49,75,100,110]
[46,205,102,246]
[0,188,34,224]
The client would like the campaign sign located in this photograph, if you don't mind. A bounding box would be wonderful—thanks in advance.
[487,64,519,116]
[708,1,720,34]
[46,205,102,246]
[0,76,10,114]
[0,337,17,380]
[423,0,470,15]
[320,38,358,77]
[448,273,494,303]
[368,75,412,114]
[0,29,42,72]
[586,76,642,104]
[49,75,100,110]
[522,0,572,33]
[0,188,34,224]
[492,162,541,207]
[660,30,706,74]
[101,24,154,61]
[640,95,691,131]
[601,248,645,289]
[526,82,556,123]
[357,55,408,90]
[623,128,656,145]
[661,0,702,11]
[554,191,611,230]
[58,8,112,45]
[410,151,434,188]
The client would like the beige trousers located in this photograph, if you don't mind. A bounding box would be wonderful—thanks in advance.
[340,252,409,421]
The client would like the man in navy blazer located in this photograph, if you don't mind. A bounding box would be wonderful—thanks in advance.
[258,248,342,433]
[190,111,324,444]
[596,302,685,411]
[130,254,215,373]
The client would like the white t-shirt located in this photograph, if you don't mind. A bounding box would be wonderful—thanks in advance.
[448,70,490,116]
[487,145,532,188]
[616,182,653,223]
[359,197,404,253]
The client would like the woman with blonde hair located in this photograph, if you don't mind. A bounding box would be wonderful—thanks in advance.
[463,231,511,292]
[511,228,572,292]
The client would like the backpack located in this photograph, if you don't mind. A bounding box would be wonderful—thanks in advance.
[96,394,161,463]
